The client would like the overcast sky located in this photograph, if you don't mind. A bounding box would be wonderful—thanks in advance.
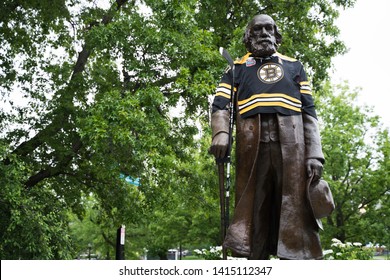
[331,0,390,128]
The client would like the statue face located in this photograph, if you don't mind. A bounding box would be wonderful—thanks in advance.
[247,15,278,57]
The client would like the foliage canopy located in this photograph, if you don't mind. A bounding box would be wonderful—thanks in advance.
[4,0,383,260]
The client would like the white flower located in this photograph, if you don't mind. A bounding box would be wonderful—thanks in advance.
[336,252,342,256]
[331,238,342,243]
[332,242,345,248]
[323,249,333,255]
[353,242,362,247]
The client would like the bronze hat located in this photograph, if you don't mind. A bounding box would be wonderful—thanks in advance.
[307,176,335,230]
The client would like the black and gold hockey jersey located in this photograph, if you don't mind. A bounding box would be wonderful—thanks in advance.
[212,52,317,119]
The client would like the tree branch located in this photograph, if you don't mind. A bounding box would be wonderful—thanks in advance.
[24,136,83,189]
[101,231,116,248]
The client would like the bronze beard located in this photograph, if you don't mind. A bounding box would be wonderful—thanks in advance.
[249,38,278,57]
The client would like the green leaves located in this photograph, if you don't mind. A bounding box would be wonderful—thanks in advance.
[0,156,74,259]
[316,81,390,247]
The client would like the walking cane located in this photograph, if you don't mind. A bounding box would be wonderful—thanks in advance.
[218,163,226,259]
[217,47,235,260]
[217,159,231,260]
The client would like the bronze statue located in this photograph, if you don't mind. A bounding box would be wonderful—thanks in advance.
[210,14,329,259]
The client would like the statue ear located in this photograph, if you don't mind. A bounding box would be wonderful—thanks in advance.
[274,25,282,45]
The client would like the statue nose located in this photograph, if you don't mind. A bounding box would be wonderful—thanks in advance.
[258,26,269,35]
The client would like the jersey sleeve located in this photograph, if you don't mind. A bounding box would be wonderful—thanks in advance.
[211,67,235,113]
[296,63,317,119]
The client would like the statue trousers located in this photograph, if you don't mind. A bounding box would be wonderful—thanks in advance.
[250,114,283,259]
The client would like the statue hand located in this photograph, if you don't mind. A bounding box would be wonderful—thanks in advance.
[306,158,323,181]
[209,132,229,159]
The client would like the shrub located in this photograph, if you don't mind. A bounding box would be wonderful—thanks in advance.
[323,238,374,260]
[194,246,223,260]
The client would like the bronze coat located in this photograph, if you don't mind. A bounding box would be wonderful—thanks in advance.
[223,112,325,259]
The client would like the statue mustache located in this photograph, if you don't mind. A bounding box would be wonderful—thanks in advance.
[253,36,275,44]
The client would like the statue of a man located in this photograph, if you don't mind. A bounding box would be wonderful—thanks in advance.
[209,14,325,259]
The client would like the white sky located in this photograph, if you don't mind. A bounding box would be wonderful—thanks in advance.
[331,0,390,128]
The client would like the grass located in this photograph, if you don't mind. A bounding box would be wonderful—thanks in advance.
[373,254,390,260]
[182,255,204,260]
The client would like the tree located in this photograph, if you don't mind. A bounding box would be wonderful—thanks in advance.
[316,82,390,247]
[1,0,355,259]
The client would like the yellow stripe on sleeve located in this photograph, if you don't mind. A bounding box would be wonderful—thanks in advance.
[215,92,231,99]
[300,90,312,95]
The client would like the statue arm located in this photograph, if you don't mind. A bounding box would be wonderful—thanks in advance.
[303,113,325,180]
[209,110,230,159]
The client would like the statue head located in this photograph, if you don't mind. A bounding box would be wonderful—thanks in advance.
[243,14,282,57]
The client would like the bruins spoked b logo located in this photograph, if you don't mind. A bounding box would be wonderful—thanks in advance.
[257,63,284,84]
